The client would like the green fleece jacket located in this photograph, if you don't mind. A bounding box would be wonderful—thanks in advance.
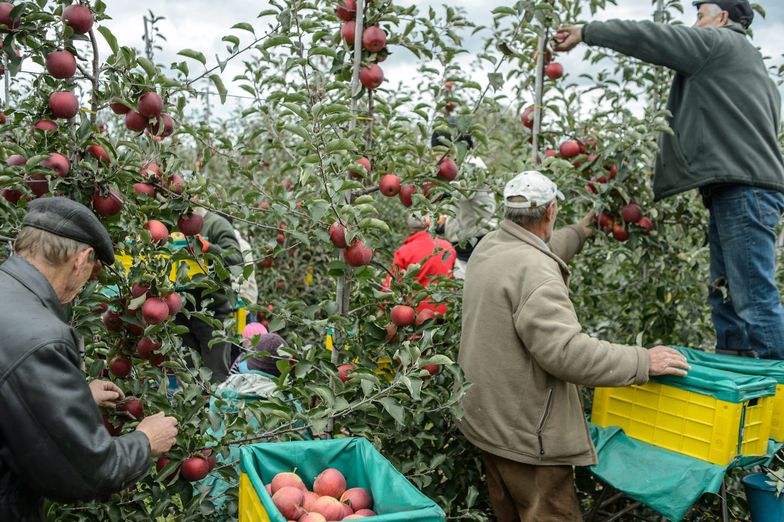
[582,20,784,201]
[190,210,243,312]
[458,222,649,466]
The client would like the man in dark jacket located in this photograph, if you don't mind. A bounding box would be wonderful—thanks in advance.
[0,197,178,520]
[556,0,784,359]
[176,207,243,383]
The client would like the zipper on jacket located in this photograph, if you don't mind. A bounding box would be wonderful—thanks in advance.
[536,386,555,456]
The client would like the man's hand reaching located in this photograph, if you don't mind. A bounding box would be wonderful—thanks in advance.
[553,26,583,52]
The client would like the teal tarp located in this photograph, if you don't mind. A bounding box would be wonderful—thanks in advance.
[240,438,445,522]
[590,424,783,521]
[672,346,784,384]
[651,362,777,403]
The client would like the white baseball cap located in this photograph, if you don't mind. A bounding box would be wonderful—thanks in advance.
[503,170,564,209]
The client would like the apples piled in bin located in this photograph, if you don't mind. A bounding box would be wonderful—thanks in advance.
[266,468,376,520]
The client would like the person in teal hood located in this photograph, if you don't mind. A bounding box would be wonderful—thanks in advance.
[555,0,784,360]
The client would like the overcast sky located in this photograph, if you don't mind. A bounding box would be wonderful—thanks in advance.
[91,1,783,120]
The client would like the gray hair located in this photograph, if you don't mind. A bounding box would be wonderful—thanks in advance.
[702,2,746,30]
[15,226,93,266]
[504,197,551,227]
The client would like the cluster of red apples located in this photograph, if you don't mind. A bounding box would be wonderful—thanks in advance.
[266,468,377,521]
[337,0,388,91]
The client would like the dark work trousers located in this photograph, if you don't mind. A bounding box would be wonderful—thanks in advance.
[174,312,230,384]
[481,450,582,522]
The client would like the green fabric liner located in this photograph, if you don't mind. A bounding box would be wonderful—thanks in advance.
[650,361,777,403]
[239,438,445,522]
[590,424,783,521]
[672,345,784,383]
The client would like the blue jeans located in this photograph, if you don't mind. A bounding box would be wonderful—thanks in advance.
[705,185,784,359]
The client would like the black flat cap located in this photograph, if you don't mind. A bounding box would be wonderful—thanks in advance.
[22,197,115,264]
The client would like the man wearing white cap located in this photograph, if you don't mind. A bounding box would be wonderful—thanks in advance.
[458,171,690,521]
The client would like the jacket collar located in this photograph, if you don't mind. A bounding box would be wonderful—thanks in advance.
[499,220,570,276]
[0,255,67,322]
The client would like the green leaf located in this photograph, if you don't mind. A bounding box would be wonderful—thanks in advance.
[262,35,292,51]
[283,123,310,141]
[379,397,405,425]
[209,74,227,104]
[137,56,156,77]
[309,46,337,58]
[177,48,206,65]
[222,35,240,48]
[324,138,355,154]
[97,26,118,55]
[268,317,285,332]
[232,22,255,34]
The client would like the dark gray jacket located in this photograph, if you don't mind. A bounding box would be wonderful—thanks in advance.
[583,20,784,200]
[0,256,150,521]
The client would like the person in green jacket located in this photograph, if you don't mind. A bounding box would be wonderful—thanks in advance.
[555,0,784,360]
[175,208,244,383]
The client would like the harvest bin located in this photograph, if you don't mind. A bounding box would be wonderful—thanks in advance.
[591,364,777,465]
[238,437,446,522]
[672,346,784,441]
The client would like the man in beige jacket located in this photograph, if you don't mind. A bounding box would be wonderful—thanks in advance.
[458,171,690,521]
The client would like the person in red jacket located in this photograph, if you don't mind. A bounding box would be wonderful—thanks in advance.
[383,214,457,314]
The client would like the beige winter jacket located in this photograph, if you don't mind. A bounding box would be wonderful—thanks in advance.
[458,220,649,466]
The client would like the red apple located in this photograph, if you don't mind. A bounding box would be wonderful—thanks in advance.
[597,211,613,232]
[125,110,148,132]
[335,0,356,21]
[343,240,373,267]
[612,223,629,242]
[379,173,401,196]
[437,158,458,181]
[0,2,19,31]
[415,309,436,326]
[399,184,416,207]
[136,337,160,359]
[443,80,454,90]
[102,311,123,332]
[422,362,440,375]
[131,283,149,298]
[34,119,58,132]
[638,216,653,232]
[359,64,384,90]
[338,364,355,382]
[6,154,26,167]
[385,323,398,342]
[108,356,132,378]
[362,26,386,53]
[271,472,307,494]
[391,305,416,327]
[606,164,618,179]
[144,220,169,243]
[341,502,354,519]
[310,495,344,520]
[1,188,23,204]
[520,106,535,129]
[300,513,327,522]
[329,221,347,248]
[156,456,173,476]
[167,174,185,194]
[117,398,143,419]
[109,97,130,114]
[86,144,110,164]
[92,189,123,217]
[340,487,373,511]
[341,20,356,45]
[314,468,347,499]
[140,162,162,179]
[272,486,304,520]
[102,415,123,436]
[62,4,93,34]
[133,182,155,197]
[164,292,183,315]
[178,213,203,236]
[147,113,174,137]
[138,92,163,118]
[180,456,210,482]
[353,156,371,178]
[49,92,79,119]
[303,490,320,511]
[142,297,169,324]
[621,203,643,224]
[42,152,70,177]
[46,50,77,79]
[545,62,564,79]
[354,509,376,516]
[559,140,580,159]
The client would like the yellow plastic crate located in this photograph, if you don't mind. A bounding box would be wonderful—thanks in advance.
[592,381,775,465]
[239,471,270,522]
[771,384,784,441]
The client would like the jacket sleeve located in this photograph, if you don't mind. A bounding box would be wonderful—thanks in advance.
[205,217,243,267]
[0,340,151,502]
[548,225,586,263]
[514,278,649,387]
[582,20,717,76]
